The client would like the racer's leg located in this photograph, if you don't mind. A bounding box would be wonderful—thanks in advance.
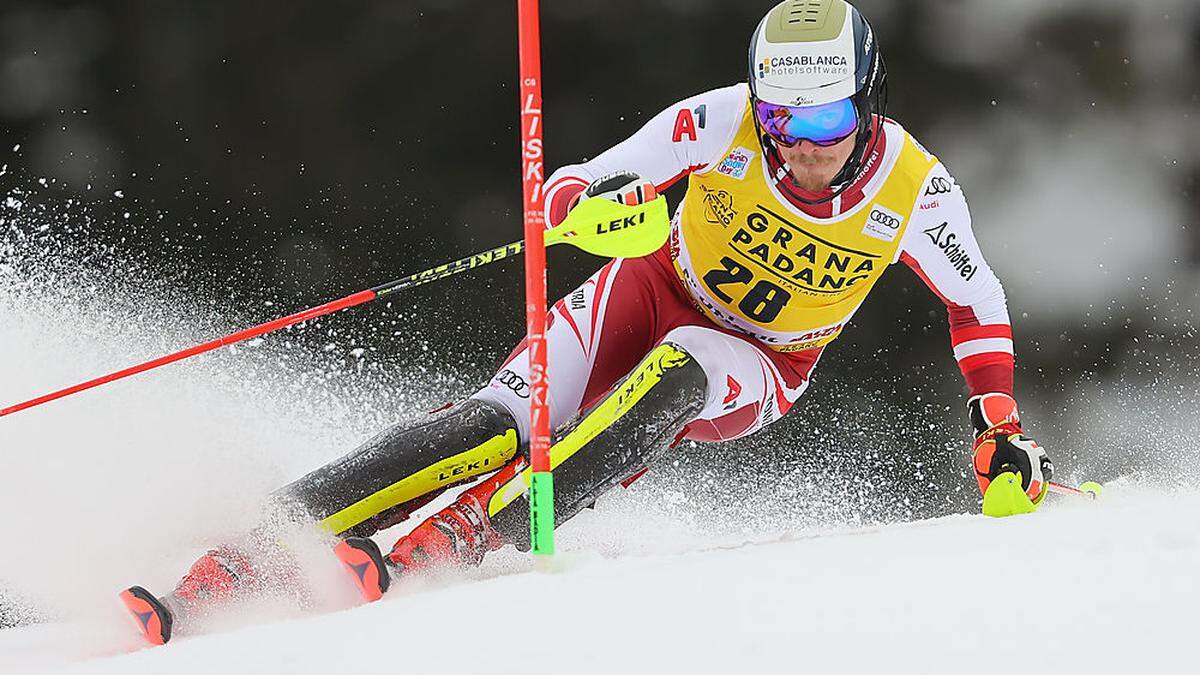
[154,398,520,619]
[486,325,821,543]
[383,322,823,571]
[486,340,706,544]
[262,255,656,539]
[151,258,655,622]
[273,398,520,537]
[259,249,662,538]
[475,256,655,441]
[377,257,666,571]
[382,341,705,572]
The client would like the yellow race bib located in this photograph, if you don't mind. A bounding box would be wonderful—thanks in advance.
[672,101,938,352]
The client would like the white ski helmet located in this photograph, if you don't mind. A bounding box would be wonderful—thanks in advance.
[748,0,887,196]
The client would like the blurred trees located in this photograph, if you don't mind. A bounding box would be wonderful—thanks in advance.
[1,0,1196,501]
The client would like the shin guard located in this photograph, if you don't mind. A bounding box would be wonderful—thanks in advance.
[274,399,520,537]
[487,342,706,548]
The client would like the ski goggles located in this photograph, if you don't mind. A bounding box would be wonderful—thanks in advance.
[753,96,859,147]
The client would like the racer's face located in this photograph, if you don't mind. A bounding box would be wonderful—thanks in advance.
[777,133,857,193]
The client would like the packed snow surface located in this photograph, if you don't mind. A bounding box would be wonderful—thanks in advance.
[3,191,1198,674]
[2,484,1198,674]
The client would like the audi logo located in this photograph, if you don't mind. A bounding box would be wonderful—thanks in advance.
[925,177,953,196]
[870,210,901,229]
[496,369,530,398]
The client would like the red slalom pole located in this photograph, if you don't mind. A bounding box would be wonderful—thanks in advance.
[517,0,555,556]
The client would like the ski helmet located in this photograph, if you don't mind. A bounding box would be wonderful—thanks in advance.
[748,0,888,201]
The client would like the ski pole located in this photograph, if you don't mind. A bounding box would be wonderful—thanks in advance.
[0,196,669,419]
[1048,480,1104,500]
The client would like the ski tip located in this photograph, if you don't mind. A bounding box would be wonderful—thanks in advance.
[119,585,173,646]
[334,537,390,603]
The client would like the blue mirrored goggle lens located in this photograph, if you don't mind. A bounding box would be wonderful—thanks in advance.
[753,97,858,147]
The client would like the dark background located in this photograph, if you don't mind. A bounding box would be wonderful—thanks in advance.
[1,0,1198,522]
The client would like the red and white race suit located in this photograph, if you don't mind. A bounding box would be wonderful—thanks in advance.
[475,83,1014,443]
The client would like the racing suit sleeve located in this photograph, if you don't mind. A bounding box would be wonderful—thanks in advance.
[897,163,1015,396]
[544,83,748,227]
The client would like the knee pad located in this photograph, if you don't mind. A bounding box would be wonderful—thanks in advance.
[596,341,707,428]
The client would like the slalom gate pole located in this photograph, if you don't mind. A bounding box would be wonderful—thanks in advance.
[516,0,555,557]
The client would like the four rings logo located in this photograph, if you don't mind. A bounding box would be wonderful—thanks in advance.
[861,204,904,243]
[925,176,954,196]
[496,369,530,399]
[869,209,901,229]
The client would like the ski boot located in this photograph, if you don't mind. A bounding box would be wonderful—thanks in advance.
[119,545,258,645]
[333,537,390,602]
[118,586,175,646]
[335,488,504,602]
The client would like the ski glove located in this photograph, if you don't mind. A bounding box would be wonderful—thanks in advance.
[968,393,1053,513]
[569,171,658,212]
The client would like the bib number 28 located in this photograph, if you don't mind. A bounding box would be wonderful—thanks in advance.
[702,256,792,323]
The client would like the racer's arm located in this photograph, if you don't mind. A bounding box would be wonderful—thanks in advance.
[897,163,1014,397]
[544,84,746,227]
[899,165,1051,514]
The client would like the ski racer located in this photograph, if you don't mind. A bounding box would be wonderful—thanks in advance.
[121,0,1052,644]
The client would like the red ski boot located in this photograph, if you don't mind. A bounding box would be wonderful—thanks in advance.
[118,586,173,646]
[335,472,511,603]
[171,545,259,607]
[386,491,504,573]
[333,537,390,602]
[119,545,258,646]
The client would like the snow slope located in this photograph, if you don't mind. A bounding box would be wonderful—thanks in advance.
[4,191,1199,675]
[3,484,1198,674]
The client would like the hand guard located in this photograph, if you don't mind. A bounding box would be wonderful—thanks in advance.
[569,171,658,211]
[968,393,1053,516]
